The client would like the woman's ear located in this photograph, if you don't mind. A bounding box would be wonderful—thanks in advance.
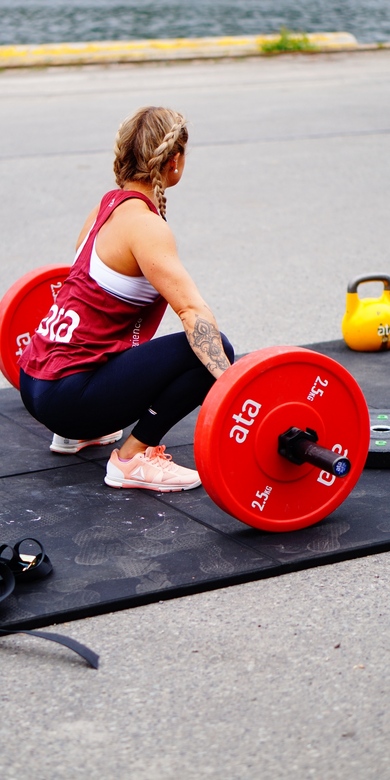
[170,154,179,173]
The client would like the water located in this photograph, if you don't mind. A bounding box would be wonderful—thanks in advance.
[0,0,389,46]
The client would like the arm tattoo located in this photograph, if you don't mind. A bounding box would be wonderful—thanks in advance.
[188,316,230,373]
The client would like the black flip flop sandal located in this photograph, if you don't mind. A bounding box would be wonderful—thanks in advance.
[0,537,53,582]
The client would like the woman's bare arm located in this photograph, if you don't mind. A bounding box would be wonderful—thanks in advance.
[131,212,231,379]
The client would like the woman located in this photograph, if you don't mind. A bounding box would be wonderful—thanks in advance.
[19,106,234,492]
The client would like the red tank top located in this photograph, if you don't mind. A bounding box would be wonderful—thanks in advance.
[19,190,168,380]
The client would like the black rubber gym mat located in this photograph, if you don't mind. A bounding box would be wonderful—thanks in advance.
[0,340,389,631]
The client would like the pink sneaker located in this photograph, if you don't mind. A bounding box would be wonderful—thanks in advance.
[104,445,201,492]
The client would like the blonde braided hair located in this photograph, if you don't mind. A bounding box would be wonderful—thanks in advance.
[113,106,188,220]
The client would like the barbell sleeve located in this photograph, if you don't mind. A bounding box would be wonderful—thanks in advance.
[292,439,351,476]
[278,426,351,477]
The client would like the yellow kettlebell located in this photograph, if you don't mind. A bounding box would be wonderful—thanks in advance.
[342,273,390,351]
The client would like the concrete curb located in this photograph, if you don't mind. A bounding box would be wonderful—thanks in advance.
[0,32,382,69]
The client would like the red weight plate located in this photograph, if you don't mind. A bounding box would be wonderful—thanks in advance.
[194,346,370,532]
[0,265,71,389]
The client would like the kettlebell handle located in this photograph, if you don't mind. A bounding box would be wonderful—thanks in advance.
[347,274,390,294]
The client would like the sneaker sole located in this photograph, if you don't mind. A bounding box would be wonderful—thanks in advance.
[50,431,123,454]
[104,475,201,492]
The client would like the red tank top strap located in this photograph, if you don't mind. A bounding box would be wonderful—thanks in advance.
[95,190,159,231]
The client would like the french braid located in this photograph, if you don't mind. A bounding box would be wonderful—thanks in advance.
[113,107,188,220]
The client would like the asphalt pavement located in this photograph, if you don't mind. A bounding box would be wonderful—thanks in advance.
[1,50,390,779]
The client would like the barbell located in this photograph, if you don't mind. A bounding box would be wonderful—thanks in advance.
[0,268,370,534]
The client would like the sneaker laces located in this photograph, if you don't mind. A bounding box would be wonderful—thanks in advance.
[145,445,176,470]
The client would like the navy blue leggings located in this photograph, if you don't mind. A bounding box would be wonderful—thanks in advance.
[20,332,234,444]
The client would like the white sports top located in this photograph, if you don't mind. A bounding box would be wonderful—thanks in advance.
[75,231,160,306]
